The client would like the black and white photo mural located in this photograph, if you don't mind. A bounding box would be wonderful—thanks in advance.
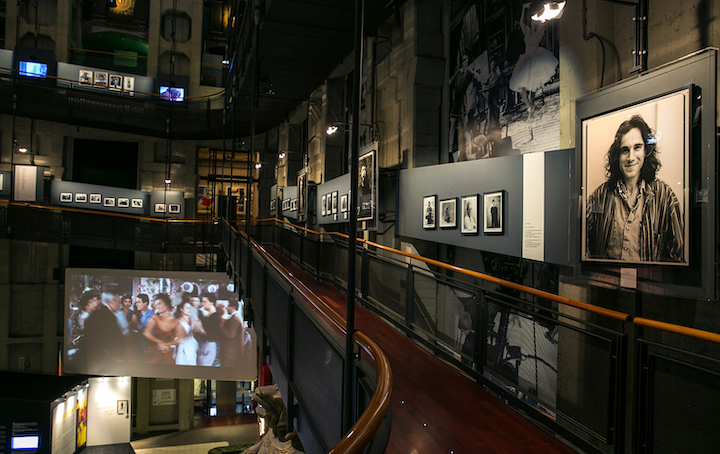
[449,0,560,161]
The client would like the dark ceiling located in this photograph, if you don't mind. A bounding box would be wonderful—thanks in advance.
[231,0,401,137]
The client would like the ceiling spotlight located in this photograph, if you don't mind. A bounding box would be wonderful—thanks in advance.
[254,163,262,169]
[326,125,339,135]
[278,152,286,159]
[165,178,171,184]
[18,146,28,153]
[221,59,230,65]
[531,1,566,22]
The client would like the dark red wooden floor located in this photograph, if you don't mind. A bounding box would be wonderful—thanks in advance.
[267,248,575,454]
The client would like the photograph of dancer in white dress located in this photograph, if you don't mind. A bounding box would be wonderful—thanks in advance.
[449,0,560,160]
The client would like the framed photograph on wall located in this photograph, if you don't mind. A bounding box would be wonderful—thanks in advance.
[340,194,348,213]
[169,204,181,214]
[79,69,93,86]
[60,192,72,202]
[89,193,102,204]
[103,197,116,207]
[438,198,457,229]
[155,203,167,213]
[332,191,338,214]
[94,71,108,88]
[117,198,129,208]
[423,195,436,229]
[582,88,690,265]
[321,194,326,216]
[75,193,87,203]
[123,76,135,95]
[131,198,143,208]
[483,191,503,234]
[109,75,123,91]
[460,194,479,235]
[297,172,307,220]
[358,145,377,221]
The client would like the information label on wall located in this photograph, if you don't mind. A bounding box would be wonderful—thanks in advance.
[522,153,545,261]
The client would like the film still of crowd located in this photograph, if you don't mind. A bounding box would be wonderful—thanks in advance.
[67,288,251,368]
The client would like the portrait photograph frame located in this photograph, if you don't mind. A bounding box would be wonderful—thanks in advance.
[358,145,377,222]
[103,197,116,207]
[154,203,166,213]
[168,204,181,214]
[581,87,691,266]
[423,195,437,229]
[89,193,102,204]
[75,193,87,203]
[438,197,458,229]
[79,69,93,86]
[117,198,129,208]
[109,74,123,91]
[483,190,504,235]
[460,194,479,235]
[340,193,348,213]
[297,172,307,219]
[131,198,143,208]
[60,192,73,202]
[94,71,108,88]
[332,191,338,214]
[123,76,135,95]
[321,194,327,216]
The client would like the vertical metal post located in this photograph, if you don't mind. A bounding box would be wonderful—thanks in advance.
[343,0,364,434]
[246,4,260,298]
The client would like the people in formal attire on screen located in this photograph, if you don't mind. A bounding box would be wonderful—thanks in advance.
[85,292,124,365]
[586,115,684,262]
[68,290,100,363]
[121,293,137,331]
[143,293,181,364]
[198,293,222,366]
[220,299,247,367]
[175,301,204,366]
[133,294,154,333]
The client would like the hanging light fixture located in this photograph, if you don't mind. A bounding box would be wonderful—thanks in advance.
[531,1,566,22]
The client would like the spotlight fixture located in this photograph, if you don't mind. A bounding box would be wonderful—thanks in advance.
[254,163,262,169]
[164,178,172,184]
[326,125,339,135]
[278,151,286,159]
[531,1,566,22]
[221,60,230,65]
[18,146,28,153]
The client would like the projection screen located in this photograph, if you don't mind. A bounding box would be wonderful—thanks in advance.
[63,269,257,381]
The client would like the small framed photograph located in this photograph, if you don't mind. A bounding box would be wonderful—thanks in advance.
[321,194,327,216]
[155,203,166,213]
[131,198,143,208]
[103,197,116,207]
[75,193,87,203]
[79,69,93,86]
[109,74,123,91]
[460,195,479,235]
[423,195,437,229]
[483,191,504,234]
[292,198,297,211]
[117,198,129,208]
[117,400,128,415]
[168,204,181,214]
[89,193,102,204]
[340,194,348,213]
[94,71,108,88]
[60,192,73,202]
[123,76,135,95]
[438,198,457,229]
[332,191,338,214]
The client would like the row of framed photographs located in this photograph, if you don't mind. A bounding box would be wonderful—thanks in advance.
[60,192,143,208]
[79,69,135,94]
[321,191,349,217]
[423,191,504,235]
[282,198,298,211]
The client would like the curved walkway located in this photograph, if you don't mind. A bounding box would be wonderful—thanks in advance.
[266,247,575,454]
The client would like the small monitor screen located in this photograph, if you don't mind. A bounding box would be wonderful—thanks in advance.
[19,61,48,78]
[159,86,185,102]
[12,436,40,449]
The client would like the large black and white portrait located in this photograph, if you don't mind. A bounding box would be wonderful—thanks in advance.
[297,172,307,220]
[582,89,689,265]
[439,198,457,229]
[321,194,327,216]
[423,195,436,229]
[461,194,479,235]
[449,0,560,162]
[358,147,376,221]
[483,191,503,234]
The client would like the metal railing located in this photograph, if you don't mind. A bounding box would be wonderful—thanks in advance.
[221,221,392,454]
[255,217,720,454]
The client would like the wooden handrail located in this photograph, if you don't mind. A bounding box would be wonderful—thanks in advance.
[231,223,393,454]
[265,217,630,322]
[633,317,720,345]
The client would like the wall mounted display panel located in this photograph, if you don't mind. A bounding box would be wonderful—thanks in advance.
[575,48,715,297]
[281,186,298,219]
[149,190,185,218]
[63,269,257,381]
[317,174,350,225]
[14,165,44,202]
[52,181,148,216]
